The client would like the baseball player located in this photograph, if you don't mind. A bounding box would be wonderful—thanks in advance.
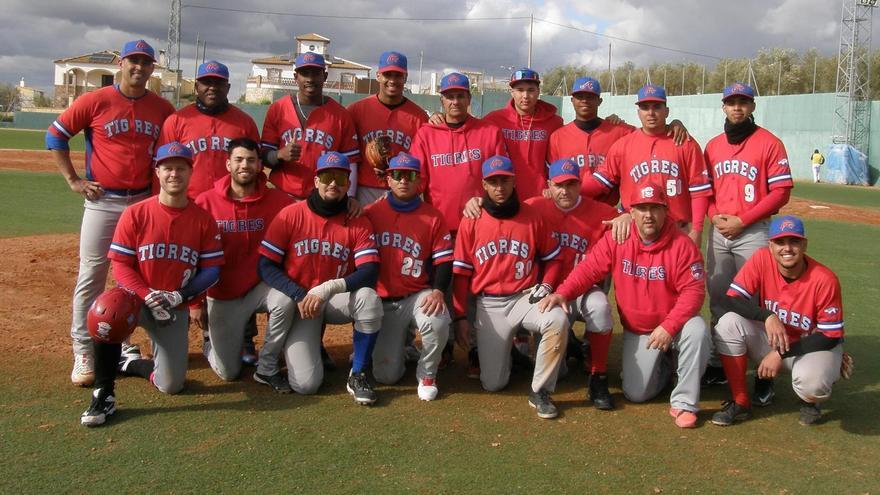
[193,138,292,381]
[46,39,175,386]
[712,216,847,426]
[540,181,710,428]
[480,68,563,200]
[452,155,569,419]
[348,51,428,205]
[261,52,360,200]
[365,153,453,400]
[702,82,793,387]
[524,158,619,409]
[254,152,384,404]
[81,142,224,426]
[580,84,711,246]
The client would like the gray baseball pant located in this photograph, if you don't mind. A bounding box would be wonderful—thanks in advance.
[206,283,271,381]
[559,286,614,377]
[137,306,190,395]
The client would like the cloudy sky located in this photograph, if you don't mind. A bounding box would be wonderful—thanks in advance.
[0,0,868,98]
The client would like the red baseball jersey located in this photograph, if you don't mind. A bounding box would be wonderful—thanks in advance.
[195,175,293,300]
[108,196,224,297]
[261,96,360,197]
[364,198,453,298]
[453,203,561,295]
[47,85,175,190]
[524,196,618,270]
[547,120,636,206]
[158,104,260,197]
[728,247,844,342]
[557,221,705,335]
[259,201,380,289]
[704,126,792,218]
[409,117,508,233]
[482,100,563,200]
[593,131,712,223]
[347,95,428,190]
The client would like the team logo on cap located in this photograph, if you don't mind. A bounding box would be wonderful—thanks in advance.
[325,153,341,164]
[387,53,399,63]
[135,40,147,49]
[303,53,315,62]
[581,80,594,90]
[448,74,460,83]
[645,86,657,95]
[205,62,219,71]
[641,186,655,198]
[488,157,505,169]
[97,322,112,339]
[167,143,184,154]
[561,161,576,174]
[732,83,745,92]
[779,219,796,231]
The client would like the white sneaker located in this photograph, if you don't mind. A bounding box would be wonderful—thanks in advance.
[417,377,438,401]
[71,353,95,387]
[81,388,116,427]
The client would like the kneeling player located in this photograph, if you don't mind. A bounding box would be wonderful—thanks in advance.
[366,153,453,400]
[712,216,847,426]
[452,156,569,419]
[82,143,224,426]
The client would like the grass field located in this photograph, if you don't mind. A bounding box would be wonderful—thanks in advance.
[792,180,880,210]
[1,166,879,493]
[0,128,85,151]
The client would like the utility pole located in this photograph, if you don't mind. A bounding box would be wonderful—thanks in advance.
[723,61,728,88]
[527,14,534,67]
[681,63,685,96]
[418,50,424,94]
[701,65,705,94]
[777,58,782,95]
[194,32,201,80]
[813,55,818,93]
[165,0,182,105]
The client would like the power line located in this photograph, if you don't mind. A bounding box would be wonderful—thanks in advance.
[182,4,529,21]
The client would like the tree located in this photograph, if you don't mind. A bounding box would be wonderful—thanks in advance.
[0,83,16,112]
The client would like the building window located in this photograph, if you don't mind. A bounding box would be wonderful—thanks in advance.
[101,74,114,87]
[267,68,281,80]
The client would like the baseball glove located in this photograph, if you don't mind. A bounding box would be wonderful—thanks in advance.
[840,351,854,380]
[364,135,393,173]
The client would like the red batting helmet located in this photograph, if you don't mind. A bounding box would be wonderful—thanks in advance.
[87,288,142,344]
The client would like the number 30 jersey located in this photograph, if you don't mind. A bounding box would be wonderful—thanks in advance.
[364,198,453,298]
[108,197,224,294]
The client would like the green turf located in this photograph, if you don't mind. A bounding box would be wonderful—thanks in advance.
[792,180,880,210]
[0,171,83,237]
[0,128,85,151]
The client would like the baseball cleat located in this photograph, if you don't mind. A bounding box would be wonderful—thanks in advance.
[121,342,141,360]
[321,346,337,372]
[587,373,615,411]
[669,407,698,428]
[752,377,775,407]
[701,365,728,387]
[417,377,439,401]
[118,349,142,374]
[404,343,422,364]
[71,353,95,387]
[81,388,116,427]
[241,343,258,367]
[711,400,751,426]
[347,371,377,405]
[253,372,292,394]
[466,348,480,379]
[528,389,558,419]
[798,401,822,426]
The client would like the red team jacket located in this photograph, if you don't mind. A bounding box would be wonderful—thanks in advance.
[195,175,293,300]
[704,126,792,225]
[47,85,175,191]
[524,196,618,270]
[547,119,636,206]
[482,100,563,199]
[259,202,380,289]
[261,96,360,198]
[364,198,454,298]
[592,131,712,225]
[158,104,261,197]
[347,95,428,190]
[557,220,705,336]
[108,197,225,299]
[409,117,508,234]
[728,248,844,342]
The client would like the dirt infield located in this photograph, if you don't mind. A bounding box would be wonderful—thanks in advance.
[0,149,85,173]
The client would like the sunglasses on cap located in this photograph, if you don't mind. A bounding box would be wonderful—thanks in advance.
[316,170,350,186]
[389,170,419,182]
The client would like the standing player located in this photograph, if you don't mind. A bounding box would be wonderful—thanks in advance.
[193,138,292,381]
[366,153,453,400]
[81,142,224,426]
[540,182,710,428]
[581,85,711,246]
[255,152,384,404]
[46,39,175,386]
[480,68,563,200]
[452,155,569,419]
[260,52,360,200]
[524,158,619,409]
[712,216,846,426]
[348,51,428,205]
[702,82,793,388]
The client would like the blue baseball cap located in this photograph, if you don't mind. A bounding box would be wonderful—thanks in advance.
[388,152,420,172]
[636,84,667,104]
[510,68,540,87]
[295,52,326,71]
[121,39,156,62]
[571,77,601,96]
[769,215,806,240]
[723,82,755,101]
[482,155,515,179]
[548,158,581,184]
[197,60,229,80]
[316,151,350,172]
[155,142,193,166]
[440,72,470,93]
[378,51,407,73]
